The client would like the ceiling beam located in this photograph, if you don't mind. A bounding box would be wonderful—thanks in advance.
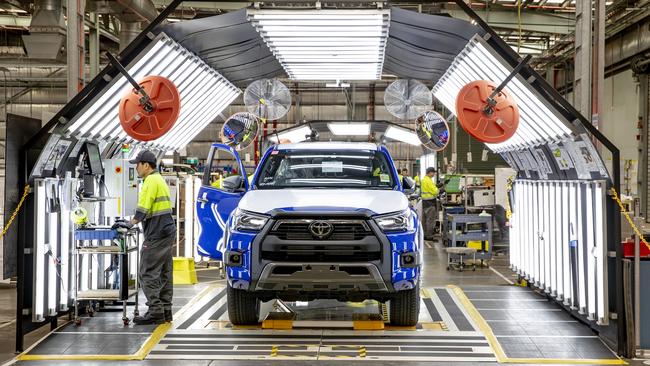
[446,8,574,34]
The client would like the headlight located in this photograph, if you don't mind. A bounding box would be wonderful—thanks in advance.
[231,208,268,232]
[374,209,414,232]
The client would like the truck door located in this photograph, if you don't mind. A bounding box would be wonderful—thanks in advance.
[195,143,249,260]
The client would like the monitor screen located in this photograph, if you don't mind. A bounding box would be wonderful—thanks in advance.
[83,142,104,175]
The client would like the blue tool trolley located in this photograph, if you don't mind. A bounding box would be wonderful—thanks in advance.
[72,227,140,326]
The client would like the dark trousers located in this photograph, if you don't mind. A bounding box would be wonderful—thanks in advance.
[139,235,174,314]
[422,199,438,239]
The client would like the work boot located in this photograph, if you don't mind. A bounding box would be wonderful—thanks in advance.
[164,309,173,322]
[133,311,165,325]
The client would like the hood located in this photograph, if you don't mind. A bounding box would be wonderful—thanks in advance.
[239,189,409,216]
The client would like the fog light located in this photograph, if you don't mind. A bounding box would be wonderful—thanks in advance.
[225,250,243,267]
[400,252,419,268]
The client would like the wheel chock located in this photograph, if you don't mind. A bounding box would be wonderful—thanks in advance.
[352,313,385,330]
[262,312,295,329]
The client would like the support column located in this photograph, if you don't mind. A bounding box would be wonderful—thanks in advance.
[593,0,605,133]
[66,0,85,101]
[574,0,592,118]
[89,12,100,79]
[368,82,375,120]
[638,74,649,221]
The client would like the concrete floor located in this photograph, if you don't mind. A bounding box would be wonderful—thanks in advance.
[0,240,645,365]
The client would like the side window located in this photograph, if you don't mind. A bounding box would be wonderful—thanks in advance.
[202,147,245,192]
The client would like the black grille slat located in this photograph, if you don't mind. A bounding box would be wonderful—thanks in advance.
[262,251,381,262]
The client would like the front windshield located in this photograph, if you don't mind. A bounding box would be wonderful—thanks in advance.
[255,149,396,189]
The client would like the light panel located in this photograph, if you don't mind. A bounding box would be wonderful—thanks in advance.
[184,175,195,259]
[432,35,573,153]
[33,180,46,322]
[509,180,609,324]
[248,9,390,81]
[384,126,420,146]
[63,33,240,151]
[328,122,370,136]
[269,125,313,144]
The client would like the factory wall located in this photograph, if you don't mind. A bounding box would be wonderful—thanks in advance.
[601,69,640,195]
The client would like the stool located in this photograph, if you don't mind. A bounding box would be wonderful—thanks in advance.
[445,247,477,272]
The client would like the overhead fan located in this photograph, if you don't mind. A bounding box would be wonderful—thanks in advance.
[384,79,432,120]
[244,78,292,121]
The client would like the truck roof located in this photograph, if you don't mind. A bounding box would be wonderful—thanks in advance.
[275,142,380,151]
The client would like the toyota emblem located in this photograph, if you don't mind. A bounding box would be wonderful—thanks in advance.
[309,220,333,239]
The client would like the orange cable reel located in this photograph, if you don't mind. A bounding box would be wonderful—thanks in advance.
[119,75,181,141]
[455,79,520,144]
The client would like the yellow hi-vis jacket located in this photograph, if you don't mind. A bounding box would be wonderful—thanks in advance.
[421,175,439,200]
[135,171,175,240]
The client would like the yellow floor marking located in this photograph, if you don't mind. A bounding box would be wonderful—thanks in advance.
[16,284,221,361]
[447,285,627,365]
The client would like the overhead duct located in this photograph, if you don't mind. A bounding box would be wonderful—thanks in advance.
[119,21,142,51]
[21,0,66,61]
[89,0,157,23]
[89,0,158,50]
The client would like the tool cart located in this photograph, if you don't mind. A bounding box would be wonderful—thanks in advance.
[73,226,140,326]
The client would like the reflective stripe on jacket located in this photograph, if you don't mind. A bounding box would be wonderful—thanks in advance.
[135,171,175,240]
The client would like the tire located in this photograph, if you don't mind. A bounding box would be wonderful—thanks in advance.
[389,284,420,326]
[227,284,260,325]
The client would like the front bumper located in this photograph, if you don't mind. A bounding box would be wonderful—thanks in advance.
[223,212,421,293]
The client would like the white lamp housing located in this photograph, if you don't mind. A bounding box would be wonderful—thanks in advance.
[63,33,240,151]
[327,122,370,136]
[509,179,609,325]
[432,35,573,153]
[248,9,390,81]
[384,126,420,146]
[269,125,313,143]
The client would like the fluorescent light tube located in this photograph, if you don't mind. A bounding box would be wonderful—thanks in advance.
[384,126,420,146]
[327,122,370,136]
[33,180,46,321]
[269,125,312,143]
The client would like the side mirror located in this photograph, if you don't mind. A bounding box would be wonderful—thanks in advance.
[221,175,245,193]
[402,176,416,195]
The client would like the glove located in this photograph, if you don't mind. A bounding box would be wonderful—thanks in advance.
[111,220,133,231]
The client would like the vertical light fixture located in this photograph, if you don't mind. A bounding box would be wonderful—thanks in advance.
[525,181,533,282]
[33,180,46,321]
[543,182,550,291]
[561,182,571,305]
[59,193,70,311]
[193,177,202,263]
[575,183,587,313]
[184,176,194,259]
[585,183,597,320]
[553,182,568,301]
[47,187,58,316]
[594,181,608,324]
[549,182,557,296]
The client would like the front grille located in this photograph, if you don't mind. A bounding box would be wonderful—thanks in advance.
[270,220,372,241]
